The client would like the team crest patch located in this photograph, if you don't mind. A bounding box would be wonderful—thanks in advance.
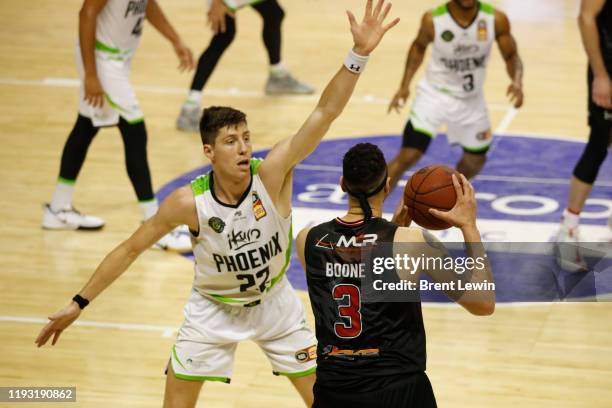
[295,345,317,363]
[477,20,487,41]
[476,131,491,141]
[208,216,225,233]
[252,191,267,221]
[441,30,454,42]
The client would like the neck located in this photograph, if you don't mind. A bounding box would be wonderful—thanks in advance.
[341,203,383,222]
[448,2,479,24]
[211,170,251,205]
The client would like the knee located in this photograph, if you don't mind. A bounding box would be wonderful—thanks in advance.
[460,152,487,172]
[267,1,285,25]
[214,18,236,48]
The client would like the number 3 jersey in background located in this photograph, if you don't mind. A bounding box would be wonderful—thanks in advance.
[304,217,427,392]
[426,2,496,97]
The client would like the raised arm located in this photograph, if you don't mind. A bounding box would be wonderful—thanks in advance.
[146,0,194,72]
[388,11,434,114]
[579,0,611,108]
[495,10,524,108]
[258,0,399,206]
[35,187,198,347]
[79,0,108,108]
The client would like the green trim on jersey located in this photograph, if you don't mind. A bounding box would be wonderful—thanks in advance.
[250,158,264,175]
[209,293,247,303]
[273,366,317,378]
[57,176,76,186]
[191,174,210,196]
[479,2,495,15]
[174,373,231,383]
[104,94,130,114]
[268,223,293,291]
[463,143,491,153]
[95,40,121,54]
[126,117,144,124]
[432,3,448,17]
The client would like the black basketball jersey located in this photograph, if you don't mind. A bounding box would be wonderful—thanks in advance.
[305,217,426,392]
[598,0,612,69]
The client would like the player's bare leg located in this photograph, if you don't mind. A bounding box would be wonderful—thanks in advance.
[288,373,316,407]
[163,365,204,408]
[388,147,423,192]
[456,151,487,179]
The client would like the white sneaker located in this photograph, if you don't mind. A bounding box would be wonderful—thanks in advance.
[42,204,105,230]
[554,224,588,272]
[153,225,192,253]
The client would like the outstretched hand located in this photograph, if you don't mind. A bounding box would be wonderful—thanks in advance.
[429,173,477,229]
[35,302,81,347]
[347,0,400,56]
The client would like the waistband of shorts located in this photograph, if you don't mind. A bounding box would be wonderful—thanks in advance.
[194,276,288,307]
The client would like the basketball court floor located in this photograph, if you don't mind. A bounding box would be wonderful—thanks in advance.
[1,0,611,407]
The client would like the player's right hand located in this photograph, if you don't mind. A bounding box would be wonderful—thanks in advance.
[208,0,235,34]
[592,74,612,109]
[35,302,81,347]
[388,88,409,114]
[84,74,104,108]
[429,173,477,230]
[347,0,400,56]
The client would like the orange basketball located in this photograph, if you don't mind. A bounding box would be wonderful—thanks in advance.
[403,164,458,230]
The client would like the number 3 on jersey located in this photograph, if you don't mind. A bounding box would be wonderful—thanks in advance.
[332,284,362,339]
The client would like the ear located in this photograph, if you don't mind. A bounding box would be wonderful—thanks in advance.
[339,176,346,192]
[203,144,214,161]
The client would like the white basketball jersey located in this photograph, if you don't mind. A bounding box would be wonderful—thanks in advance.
[95,0,148,59]
[425,2,496,98]
[190,158,292,306]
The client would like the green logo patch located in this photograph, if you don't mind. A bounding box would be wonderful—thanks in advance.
[441,30,454,42]
[208,217,225,233]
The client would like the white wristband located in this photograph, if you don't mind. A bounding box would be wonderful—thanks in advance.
[343,49,369,74]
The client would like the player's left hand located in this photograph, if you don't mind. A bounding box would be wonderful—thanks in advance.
[173,41,195,72]
[391,199,412,227]
[507,81,523,108]
[347,0,400,56]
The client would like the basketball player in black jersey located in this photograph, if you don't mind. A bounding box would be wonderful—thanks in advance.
[295,143,495,408]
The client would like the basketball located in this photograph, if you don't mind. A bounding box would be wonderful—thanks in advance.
[403,164,458,230]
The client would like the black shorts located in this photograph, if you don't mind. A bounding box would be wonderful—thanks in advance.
[587,67,612,129]
[312,372,437,408]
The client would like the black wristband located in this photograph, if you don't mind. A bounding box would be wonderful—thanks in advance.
[72,294,90,310]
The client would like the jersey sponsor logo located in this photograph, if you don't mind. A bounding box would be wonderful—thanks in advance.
[322,345,380,358]
[441,30,455,42]
[337,233,378,248]
[208,216,225,233]
[212,232,282,273]
[252,191,267,221]
[315,233,334,249]
[227,227,261,251]
[440,55,487,72]
[125,0,147,18]
[454,44,480,56]
[477,19,488,41]
[295,345,317,363]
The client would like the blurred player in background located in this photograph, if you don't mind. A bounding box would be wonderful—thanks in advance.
[296,143,494,408]
[42,0,195,251]
[176,0,314,132]
[386,0,523,190]
[35,2,399,407]
[557,0,612,269]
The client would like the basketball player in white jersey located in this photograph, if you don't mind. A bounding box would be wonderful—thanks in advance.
[42,0,195,251]
[386,0,524,189]
[35,2,400,407]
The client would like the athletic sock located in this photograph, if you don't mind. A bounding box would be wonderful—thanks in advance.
[185,90,202,109]
[562,208,580,230]
[139,199,159,221]
[50,179,75,211]
[270,62,289,77]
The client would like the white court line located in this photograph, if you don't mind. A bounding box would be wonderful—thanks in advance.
[0,77,510,111]
[494,107,519,134]
[0,315,177,338]
[295,163,612,187]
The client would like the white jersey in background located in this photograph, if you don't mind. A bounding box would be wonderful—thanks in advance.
[190,158,293,306]
[425,2,495,98]
[95,0,148,60]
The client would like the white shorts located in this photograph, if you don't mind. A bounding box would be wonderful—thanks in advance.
[408,80,492,152]
[75,45,143,127]
[170,278,316,383]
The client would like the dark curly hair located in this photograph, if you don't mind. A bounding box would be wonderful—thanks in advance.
[199,106,247,145]
[342,143,388,219]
